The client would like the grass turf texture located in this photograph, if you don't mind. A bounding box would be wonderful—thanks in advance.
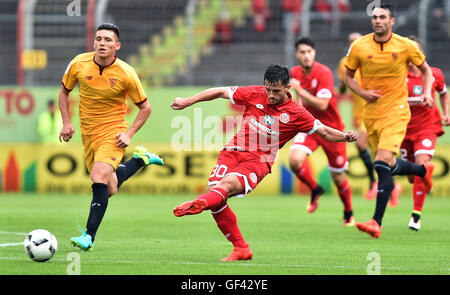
[0,193,449,275]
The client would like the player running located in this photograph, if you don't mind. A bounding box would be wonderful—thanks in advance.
[171,64,357,261]
[59,23,164,250]
[289,37,354,226]
[338,32,403,205]
[344,2,434,238]
[401,35,449,231]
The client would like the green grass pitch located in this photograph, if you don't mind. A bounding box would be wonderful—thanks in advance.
[0,193,449,275]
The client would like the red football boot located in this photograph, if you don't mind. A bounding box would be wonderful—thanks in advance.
[421,162,434,194]
[356,219,382,238]
[221,244,253,261]
[173,199,207,217]
[388,183,403,207]
[365,182,378,200]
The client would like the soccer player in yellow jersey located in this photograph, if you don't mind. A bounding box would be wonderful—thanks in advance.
[344,2,434,238]
[338,32,403,202]
[58,23,163,250]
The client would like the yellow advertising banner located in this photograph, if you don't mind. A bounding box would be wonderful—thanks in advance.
[1,143,450,197]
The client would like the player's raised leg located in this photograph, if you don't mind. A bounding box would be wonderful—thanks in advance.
[116,145,164,190]
[173,172,252,261]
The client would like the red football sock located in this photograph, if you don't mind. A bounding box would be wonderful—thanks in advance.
[413,176,426,213]
[211,204,247,248]
[196,188,227,210]
[295,163,318,191]
[337,178,352,212]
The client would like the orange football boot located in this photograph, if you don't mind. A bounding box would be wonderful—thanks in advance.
[365,182,378,200]
[356,218,382,238]
[307,185,324,213]
[173,199,207,217]
[422,162,434,193]
[388,183,403,207]
[221,244,253,261]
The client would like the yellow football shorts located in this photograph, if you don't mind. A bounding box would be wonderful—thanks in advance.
[363,112,410,155]
[81,127,126,173]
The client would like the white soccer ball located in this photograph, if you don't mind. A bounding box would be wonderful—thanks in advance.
[24,229,58,262]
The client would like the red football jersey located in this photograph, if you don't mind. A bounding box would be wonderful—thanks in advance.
[226,85,321,167]
[406,67,446,137]
[290,61,345,130]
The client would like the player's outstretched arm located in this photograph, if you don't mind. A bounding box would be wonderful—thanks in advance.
[315,124,358,143]
[440,91,450,126]
[171,87,229,110]
[58,85,75,142]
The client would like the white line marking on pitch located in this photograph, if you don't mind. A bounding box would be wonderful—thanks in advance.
[0,242,24,247]
[0,231,28,236]
[0,256,448,273]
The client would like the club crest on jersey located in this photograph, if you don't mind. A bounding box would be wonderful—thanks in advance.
[311,79,318,88]
[263,114,275,126]
[256,104,264,109]
[109,78,118,88]
[392,53,398,60]
[280,113,290,124]
[249,173,258,184]
[86,75,93,80]
[413,85,423,95]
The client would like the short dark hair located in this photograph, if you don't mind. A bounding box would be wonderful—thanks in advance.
[97,23,120,40]
[264,64,290,86]
[295,37,315,49]
[372,1,395,17]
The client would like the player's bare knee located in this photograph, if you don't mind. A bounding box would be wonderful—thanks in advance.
[331,171,346,186]
[289,156,304,172]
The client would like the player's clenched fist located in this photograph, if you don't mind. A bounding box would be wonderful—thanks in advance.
[59,123,75,142]
[344,130,358,142]
[171,97,191,110]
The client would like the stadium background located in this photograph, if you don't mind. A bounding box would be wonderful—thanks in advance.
[1,0,450,198]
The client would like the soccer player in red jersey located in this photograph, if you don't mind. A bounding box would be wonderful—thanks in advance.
[401,35,449,231]
[171,64,357,261]
[289,37,355,226]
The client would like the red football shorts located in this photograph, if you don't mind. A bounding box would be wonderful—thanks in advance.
[400,129,438,162]
[290,132,349,172]
[207,150,271,197]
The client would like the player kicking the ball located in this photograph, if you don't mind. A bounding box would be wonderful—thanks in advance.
[171,64,357,261]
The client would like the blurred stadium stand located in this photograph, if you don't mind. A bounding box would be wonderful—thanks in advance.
[0,0,449,87]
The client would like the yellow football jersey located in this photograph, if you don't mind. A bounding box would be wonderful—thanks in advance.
[345,33,425,119]
[62,52,147,135]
